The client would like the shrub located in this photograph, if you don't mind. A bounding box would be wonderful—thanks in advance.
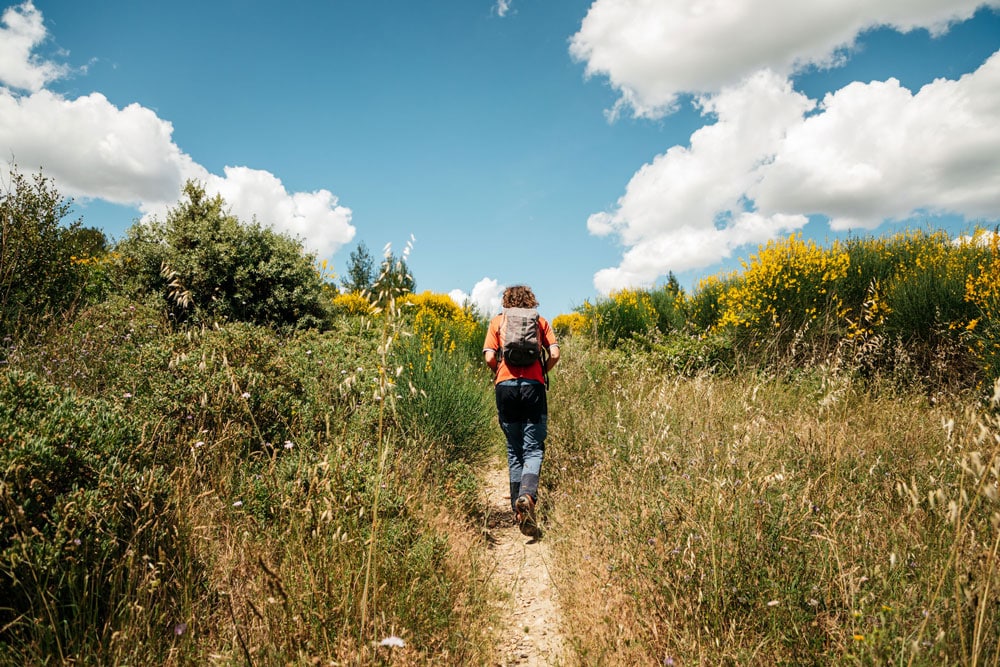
[405,291,482,368]
[963,231,1000,381]
[715,233,849,347]
[0,167,105,338]
[115,181,331,331]
[581,288,658,348]
[648,282,687,334]
[394,292,494,464]
[553,312,587,338]
[332,291,375,316]
[0,371,188,660]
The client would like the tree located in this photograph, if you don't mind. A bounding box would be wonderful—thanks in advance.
[371,250,415,304]
[0,166,102,338]
[116,180,331,330]
[340,241,375,294]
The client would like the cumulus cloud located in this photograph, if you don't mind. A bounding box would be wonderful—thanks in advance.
[495,0,511,18]
[203,167,355,257]
[449,277,504,316]
[0,1,355,258]
[570,0,1000,119]
[589,69,812,292]
[752,52,1000,229]
[0,89,198,204]
[0,1,68,92]
[590,53,1000,293]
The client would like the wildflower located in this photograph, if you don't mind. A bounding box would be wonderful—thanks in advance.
[73,538,81,546]
[379,636,405,648]
[853,634,865,641]
[241,392,251,399]
[284,440,294,450]
[174,623,187,636]
[232,500,243,507]
[194,441,205,448]
[122,392,133,399]
[767,600,780,607]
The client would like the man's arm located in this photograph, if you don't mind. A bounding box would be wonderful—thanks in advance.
[545,344,560,372]
[484,348,499,372]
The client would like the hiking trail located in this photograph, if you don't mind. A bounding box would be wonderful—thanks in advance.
[483,464,568,666]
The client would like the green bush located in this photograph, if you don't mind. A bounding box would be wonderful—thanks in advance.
[648,282,687,334]
[395,334,495,465]
[651,329,736,375]
[115,181,331,331]
[0,167,106,338]
[582,288,658,348]
[0,371,187,659]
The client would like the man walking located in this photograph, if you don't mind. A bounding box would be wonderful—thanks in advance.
[483,285,559,537]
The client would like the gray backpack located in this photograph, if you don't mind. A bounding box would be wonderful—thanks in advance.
[501,308,542,367]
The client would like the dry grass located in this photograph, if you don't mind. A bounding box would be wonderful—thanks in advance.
[545,338,1000,665]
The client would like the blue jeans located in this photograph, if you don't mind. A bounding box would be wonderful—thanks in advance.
[496,379,547,508]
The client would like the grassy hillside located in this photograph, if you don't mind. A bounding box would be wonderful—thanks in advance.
[4,170,1000,664]
[1,295,501,664]
[545,338,999,665]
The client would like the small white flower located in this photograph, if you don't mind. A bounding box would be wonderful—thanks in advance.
[232,500,243,507]
[767,600,780,607]
[379,635,405,648]
[122,392,133,398]
[284,440,294,450]
[305,350,312,355]
[194,441,205,448]
[241,392,251,399]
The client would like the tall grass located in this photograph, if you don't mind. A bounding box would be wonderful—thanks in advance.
[545,337,999,665]
[1,282,500,662]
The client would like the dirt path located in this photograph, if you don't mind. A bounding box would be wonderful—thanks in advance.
[482,465,568,666]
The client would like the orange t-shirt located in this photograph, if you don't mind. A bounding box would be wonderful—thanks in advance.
[483,312,558,384]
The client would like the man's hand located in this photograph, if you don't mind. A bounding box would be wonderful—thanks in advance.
[483,348,498,372]
[545,345,560,372]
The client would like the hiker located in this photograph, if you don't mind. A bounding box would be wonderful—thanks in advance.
[483,285,559,537]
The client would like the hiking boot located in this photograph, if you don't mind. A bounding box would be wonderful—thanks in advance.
[515,494,540,537]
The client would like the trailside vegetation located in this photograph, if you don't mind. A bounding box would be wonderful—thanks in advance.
[545,229,1000,665]
[0,169,498,664]
[3,164,999,664]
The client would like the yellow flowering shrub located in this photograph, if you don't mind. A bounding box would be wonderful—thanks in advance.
[963,230,1000,379]
[553,312,587,337]
[404,291,480,370]
[581,288,657,348]
[332,292,373,316]
[716,234,849,336]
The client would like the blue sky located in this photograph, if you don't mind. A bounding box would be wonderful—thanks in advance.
[2,1,999,320]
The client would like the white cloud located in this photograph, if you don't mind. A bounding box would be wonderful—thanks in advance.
[570,0,1000,119]
[204,167,355,257]
[590,53,1000,293]
[0,1,68,92]
[0,2,355,258]
[449,277,504,316]
[495,0,511,18]
[752,51,1000,229]
[0,89,197,205]
[590,69,812,292]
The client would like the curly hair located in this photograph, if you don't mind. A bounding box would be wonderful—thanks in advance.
[502,285,538,309]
